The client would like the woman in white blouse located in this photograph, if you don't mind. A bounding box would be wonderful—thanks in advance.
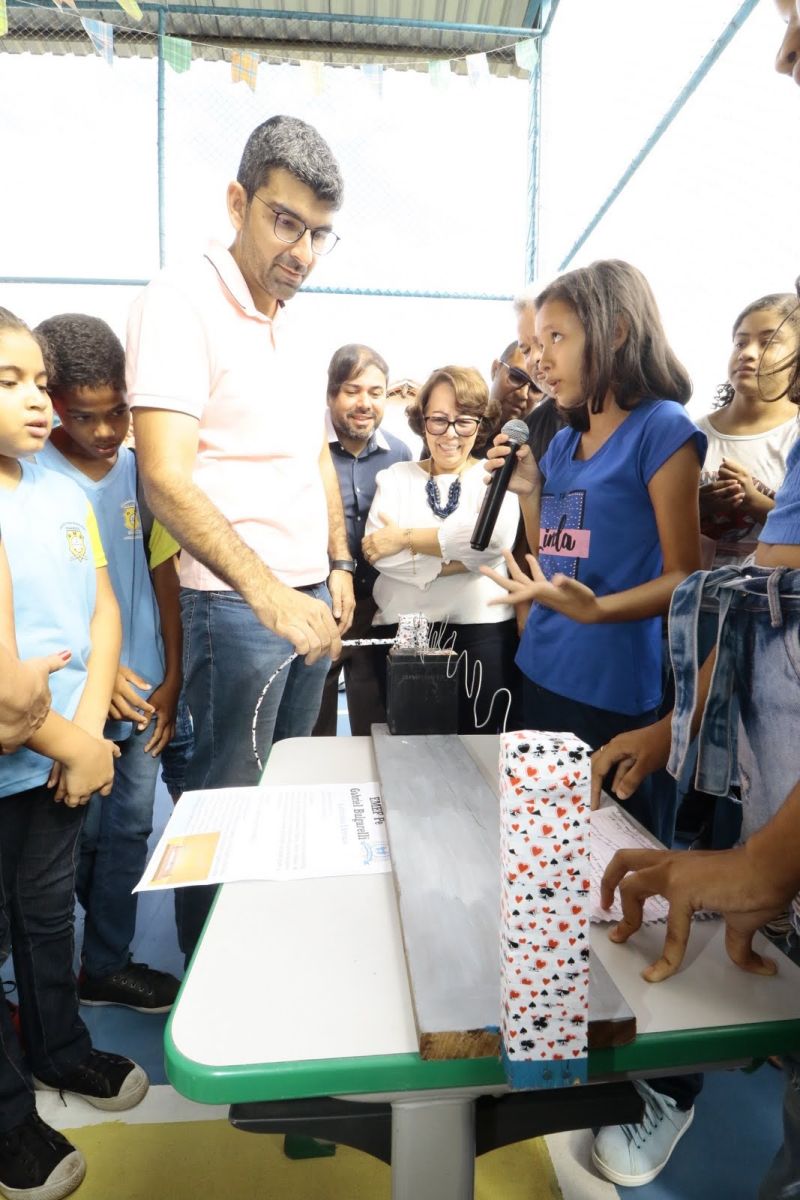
[362,365,520,733]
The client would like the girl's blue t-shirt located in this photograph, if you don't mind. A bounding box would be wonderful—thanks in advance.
[516,399,707,717]
[760,438,800,547]
[0,461,98,797]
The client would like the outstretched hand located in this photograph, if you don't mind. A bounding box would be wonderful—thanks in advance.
[482,550,602,623]
[600,846,785,983]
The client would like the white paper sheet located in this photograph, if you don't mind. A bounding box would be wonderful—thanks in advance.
[590,805,718,925]
[134,782,391,891]
[589,805,671,924]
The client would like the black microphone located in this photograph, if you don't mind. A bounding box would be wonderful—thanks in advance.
[470,418,529,551]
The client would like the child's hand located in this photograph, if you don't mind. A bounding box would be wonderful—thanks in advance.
[699,477,744,518]
[143,677,181,757]
[718,458,761,516]
[0,650,71,752]
[48,733,120,808]
[109,665,156,730]
[482,550,601,623]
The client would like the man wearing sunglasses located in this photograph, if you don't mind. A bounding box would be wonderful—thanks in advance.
[126,115,354,960]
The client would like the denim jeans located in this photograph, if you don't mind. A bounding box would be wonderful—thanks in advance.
[175,585,331,959]
[160,692,194,802]
[0,785,92,1132]
[75,723,162,978]
[668,566,800,852]
[667,566,800,1188]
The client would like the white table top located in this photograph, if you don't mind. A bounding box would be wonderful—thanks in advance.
[169,735,800,1077]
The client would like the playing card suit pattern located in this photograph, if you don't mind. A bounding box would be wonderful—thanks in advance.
[499,730,591,1090]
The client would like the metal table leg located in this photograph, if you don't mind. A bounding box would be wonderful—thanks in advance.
[390,1091,477,1200]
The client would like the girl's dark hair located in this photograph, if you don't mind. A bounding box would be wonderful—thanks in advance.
[0,306,52,375]
[33,314,125,396]
[406,366,499,441]
[535,259,692,432]
[714,291,800,408]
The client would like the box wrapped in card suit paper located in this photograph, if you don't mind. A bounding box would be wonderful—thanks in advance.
[498,730,591,1089]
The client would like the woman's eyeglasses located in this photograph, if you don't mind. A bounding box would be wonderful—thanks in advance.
[501,361,535,390]
[424,415,481,436]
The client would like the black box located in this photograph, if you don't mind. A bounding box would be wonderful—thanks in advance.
[385,648,459,735]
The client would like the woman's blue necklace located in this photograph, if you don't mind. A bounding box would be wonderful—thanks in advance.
[425,470,462,519]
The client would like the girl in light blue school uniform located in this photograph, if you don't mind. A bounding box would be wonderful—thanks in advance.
[0,308,148,1200]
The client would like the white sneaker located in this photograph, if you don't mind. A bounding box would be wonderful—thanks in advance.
[591,1080,695,1187]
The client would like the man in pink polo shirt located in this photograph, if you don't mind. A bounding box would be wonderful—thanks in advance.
[127,115,355,958]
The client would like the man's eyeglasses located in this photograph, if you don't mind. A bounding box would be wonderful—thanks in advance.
[501,360,535,390]
[424,415,480,436]
[253,195,340,256]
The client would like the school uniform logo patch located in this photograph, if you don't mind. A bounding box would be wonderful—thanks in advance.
[64,524,87,562]
[122,500,141,538]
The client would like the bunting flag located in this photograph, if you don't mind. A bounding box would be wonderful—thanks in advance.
[466,51,489,87]
[115,0,142,19]
[515,39,539,72]
[231,50,259,90]
[51,0,78,10]
[300,59,325,96]
[0,0,7,38]
[162,35,192,73]
[428,59,451,91]
[81,17,114,64]
[360,62,383,98]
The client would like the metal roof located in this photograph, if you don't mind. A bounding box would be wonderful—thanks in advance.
[3,1,552,73]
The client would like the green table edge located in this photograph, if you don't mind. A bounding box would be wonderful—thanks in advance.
[164,1012,800,1105]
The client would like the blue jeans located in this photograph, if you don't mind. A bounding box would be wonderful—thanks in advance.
[76,723,162,978]
[668,566,800,848]
[160,692,194,801]
[175,585,331,958]
[0,785,92,1132]
[668,567,800,1196]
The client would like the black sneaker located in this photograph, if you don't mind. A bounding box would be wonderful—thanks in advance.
[0,1111,85,1200]
[79,961,180,1013]
[34,1049,149,1113]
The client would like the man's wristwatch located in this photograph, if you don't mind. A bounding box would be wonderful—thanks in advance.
[330,559,356,573]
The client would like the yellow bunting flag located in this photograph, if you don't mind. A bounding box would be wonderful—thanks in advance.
[0,0,7,37]
[231,50,259,91]
[115,0,142,18]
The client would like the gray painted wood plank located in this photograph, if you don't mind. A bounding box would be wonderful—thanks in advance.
[373,725,501,1059]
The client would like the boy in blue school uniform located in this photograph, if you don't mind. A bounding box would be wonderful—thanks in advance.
[36,313,182,1012]
[0,307,148,1200]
